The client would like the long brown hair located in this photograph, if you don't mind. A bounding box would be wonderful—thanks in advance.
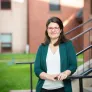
[42,17,68,46]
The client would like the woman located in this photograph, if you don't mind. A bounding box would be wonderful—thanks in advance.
[34,17,77,92]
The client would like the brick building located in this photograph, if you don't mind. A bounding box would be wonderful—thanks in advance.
[0,0,86,53]
[28,0,84,53]
[83,0,92,61]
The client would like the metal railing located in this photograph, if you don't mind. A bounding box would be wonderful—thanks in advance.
[16,45,92,92]
[65,18,92,35]
[68,69,92,92]
[16,61,34,92]
[76,45,92,56]
[70,27,92,73]
[15,19,92,92]
[70,27,92,41]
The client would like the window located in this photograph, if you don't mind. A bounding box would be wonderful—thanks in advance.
[0,0,11,10]
[49,0,60,11]
[0,33,12,52]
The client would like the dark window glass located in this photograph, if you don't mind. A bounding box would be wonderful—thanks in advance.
[1,0,11,9]
[1,43,12,52]
[50,0,60,11]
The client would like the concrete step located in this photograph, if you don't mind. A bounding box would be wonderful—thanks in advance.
[10,88,92,92]
[10,90,35,92]
[83,87,92,92]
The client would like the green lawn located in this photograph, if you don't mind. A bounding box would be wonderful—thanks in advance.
[0,53,37,92]
[0,53,36,62]
[77,54,84,66]
[0,62,38,92]
[0,53,83,92]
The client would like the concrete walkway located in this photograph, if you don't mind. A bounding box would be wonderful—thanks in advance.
[84,87,92,92]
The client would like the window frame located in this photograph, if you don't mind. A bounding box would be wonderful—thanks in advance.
[0,33,12,53]
[0,0,11,10]
[49,0,61,12]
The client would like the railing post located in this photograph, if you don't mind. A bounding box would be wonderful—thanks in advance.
[16,62,92,92]
[16,62,34,92]
[30,63,33,92]
[79,78,83,92]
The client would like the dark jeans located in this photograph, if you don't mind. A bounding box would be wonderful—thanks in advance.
[41,87,65,92]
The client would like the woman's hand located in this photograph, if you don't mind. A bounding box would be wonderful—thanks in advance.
[57,70,71,81]
[39,72,58,81]
[46,74,58,81]
[39,70,71,81]
[57,72,67,80]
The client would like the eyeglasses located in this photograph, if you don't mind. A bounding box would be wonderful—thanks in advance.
[48,27,60,30]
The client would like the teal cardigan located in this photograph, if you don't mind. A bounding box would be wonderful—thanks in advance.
[34,41,77,92]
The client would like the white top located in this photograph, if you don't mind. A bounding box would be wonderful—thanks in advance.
[42,46,64,89]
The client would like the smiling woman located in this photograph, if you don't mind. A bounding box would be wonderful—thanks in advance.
[47,22,61,40]
[34,17,77,92]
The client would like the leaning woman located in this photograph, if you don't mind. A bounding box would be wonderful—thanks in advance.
[34,17,77,92]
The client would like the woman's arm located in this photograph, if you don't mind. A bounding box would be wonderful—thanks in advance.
[39,72,58,81]
[34,45,44,78]
[57,41,77,81]
[66,41,77,74]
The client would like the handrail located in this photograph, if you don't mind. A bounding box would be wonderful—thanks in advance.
[68,75,92,79]
[81,68,92,76]
[65,18,92,35]
[76,45,92,56]
[68,68,92,80]
[16,45,92,92]
[67,68,92,92]
[70,27,92,40]
[16,61,34,64]
[16,62,34,92]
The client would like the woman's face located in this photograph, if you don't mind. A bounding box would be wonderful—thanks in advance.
[47,22,61,39]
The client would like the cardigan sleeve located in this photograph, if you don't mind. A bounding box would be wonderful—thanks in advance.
[34,44,43,78]
[66,41,77,75]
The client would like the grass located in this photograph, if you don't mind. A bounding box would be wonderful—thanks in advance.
[77,53,83,59]
[77,54,84,66]
[0,62,38,92]
[0,53,83,92]
[0,53,36,60]
[0,53,36,62]
[0,53,37,92]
